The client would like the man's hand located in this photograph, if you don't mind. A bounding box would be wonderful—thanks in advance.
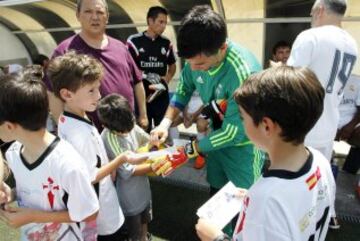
[150,126,169,147]
[337,122,356,141]
[137,114,149,130]
[195,218,224,241]
[0,206,33,228]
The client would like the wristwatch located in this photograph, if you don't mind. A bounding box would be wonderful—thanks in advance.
[214,233,231,241]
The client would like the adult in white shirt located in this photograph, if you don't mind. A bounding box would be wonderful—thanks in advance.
[287,0,358,161]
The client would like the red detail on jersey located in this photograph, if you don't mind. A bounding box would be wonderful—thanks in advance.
[42,177,60,209]
[306,167,322,190]
[27,222,61,241]
[60,116,65,123]
[235,196,250,234]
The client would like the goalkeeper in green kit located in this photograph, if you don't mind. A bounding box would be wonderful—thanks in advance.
[150,5,264,195]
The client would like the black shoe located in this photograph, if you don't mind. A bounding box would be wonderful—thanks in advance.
[329,217,340,229]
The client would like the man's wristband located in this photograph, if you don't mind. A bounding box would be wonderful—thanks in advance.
[159,117,172,130]
[214,233,231,241]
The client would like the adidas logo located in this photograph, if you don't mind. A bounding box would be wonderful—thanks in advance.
[196,76,204,84]
[139,48,145,53]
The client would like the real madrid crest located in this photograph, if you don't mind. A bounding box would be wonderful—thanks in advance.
[161,47,166,55]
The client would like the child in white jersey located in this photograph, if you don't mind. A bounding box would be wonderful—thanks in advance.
[0,68,99,241]
[196,66,336,241]
[47,51,147,241]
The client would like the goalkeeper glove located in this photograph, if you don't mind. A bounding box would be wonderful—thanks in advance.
[201,99,227,130]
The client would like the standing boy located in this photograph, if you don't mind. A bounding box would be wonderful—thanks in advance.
[98,94,154,241]
[0,69,99,241]
[47,51,146,241]
[196,66,335,241]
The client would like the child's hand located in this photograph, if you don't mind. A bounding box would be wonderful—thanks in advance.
[235,188,248,198]
[0,206,33,228]
[195,218,224,241]
[0,182,12,205]
[123,151,148,165]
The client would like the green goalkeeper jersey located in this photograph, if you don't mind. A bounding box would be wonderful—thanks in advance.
[171,40,264,189]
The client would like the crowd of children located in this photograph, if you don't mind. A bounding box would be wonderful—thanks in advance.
[0,54,340,241]
[0,0,358,241]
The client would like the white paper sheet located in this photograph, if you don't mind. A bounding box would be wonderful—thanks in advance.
[136,146,178,159]
[197,182,246,229]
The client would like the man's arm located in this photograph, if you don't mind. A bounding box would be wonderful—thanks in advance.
[287,31,315,67]
[337,106,360,141]
[134,82,149,129]
[150,106,181,146]
[163,63,176,84]
[150,64,195,145]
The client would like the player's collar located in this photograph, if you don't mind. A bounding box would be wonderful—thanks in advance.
[262,149,313,179]
[63,111,93,126]
[143,31,160,41]
[20,137,60,171]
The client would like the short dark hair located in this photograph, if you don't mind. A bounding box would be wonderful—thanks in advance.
[272,41,291,55]
[47,51,104,102]
[77,0,108,13]
[234,66,325,145]
[177,5,227,58]
[322,0,347,16]
[33,54,49,66]
[147,6,168,23]
[97,94,135,133]
[0,67,49,131]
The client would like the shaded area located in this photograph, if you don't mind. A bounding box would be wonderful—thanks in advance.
[149,179,209,241]
[0,17,39,60]
[10,5,74,44]
[106,1,137,42]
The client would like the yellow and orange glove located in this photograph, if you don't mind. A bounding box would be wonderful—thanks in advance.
[151,147,189,177]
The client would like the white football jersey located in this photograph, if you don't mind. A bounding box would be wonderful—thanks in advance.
[6,138,99,241]
[233,148,335,241]
[58,111,124,235]
[338,74,360,128]
[288,25,358,147]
